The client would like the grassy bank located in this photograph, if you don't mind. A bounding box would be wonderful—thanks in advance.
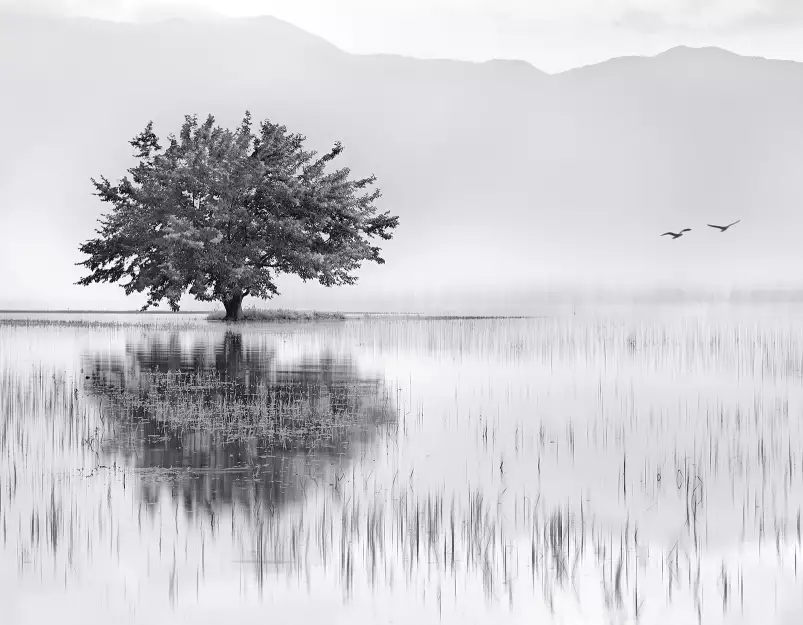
[206,308,347,322]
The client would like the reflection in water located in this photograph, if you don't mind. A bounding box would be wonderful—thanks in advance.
[4,314,803,624]
[82,330,396,516]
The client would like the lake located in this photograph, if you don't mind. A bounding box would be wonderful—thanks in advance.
[2,305,803,624]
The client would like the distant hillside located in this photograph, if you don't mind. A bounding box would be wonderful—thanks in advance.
[1,13,802,312]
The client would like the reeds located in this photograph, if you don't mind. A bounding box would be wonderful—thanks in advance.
[206,308,347,322]
[4,310,803,622]
[87,368,390,446]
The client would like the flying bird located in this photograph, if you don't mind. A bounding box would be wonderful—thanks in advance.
[707,220,740,232]
[661,229,691,239]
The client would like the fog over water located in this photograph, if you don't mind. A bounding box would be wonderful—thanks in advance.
[3,12,803,313]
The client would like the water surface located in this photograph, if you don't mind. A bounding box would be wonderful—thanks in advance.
[2,306,803,624]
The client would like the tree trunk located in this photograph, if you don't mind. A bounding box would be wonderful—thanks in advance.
[222,293,244,322]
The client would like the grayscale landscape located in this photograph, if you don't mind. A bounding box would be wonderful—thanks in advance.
[3,2,803,624]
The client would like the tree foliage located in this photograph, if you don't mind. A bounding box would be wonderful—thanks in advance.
[77,112,399,317]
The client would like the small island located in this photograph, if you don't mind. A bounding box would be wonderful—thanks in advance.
[206,307,347,321]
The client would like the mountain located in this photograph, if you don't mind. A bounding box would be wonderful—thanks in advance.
[1,13,802,312]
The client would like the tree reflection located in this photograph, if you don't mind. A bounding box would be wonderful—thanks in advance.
[82,329,395,518]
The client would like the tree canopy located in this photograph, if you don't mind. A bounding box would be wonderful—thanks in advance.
[77,112,399,320]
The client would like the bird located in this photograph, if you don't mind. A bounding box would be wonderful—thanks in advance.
[661,229,691,239]
[707,220,740,232]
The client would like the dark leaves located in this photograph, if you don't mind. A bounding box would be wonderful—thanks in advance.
[129,121,162,159]
[77,112,400,310]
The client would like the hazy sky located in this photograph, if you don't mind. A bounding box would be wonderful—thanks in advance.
[3,1,803,312]
[5,0,803,71]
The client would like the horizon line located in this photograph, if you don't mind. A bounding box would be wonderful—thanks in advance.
[5,291,803,316]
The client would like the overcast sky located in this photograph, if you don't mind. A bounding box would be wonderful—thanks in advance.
[4,0,803,71]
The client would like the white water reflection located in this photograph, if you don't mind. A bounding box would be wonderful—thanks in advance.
[2,307,803,624]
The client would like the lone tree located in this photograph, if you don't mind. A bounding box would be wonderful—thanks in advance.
[77,112,399,320]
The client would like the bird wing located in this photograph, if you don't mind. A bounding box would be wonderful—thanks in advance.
[681,228,691,232]
[726,220,741,228]
[661,232,675,236]
[707,224,724,229]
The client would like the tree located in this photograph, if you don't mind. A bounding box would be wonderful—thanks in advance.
[77,112,399,320]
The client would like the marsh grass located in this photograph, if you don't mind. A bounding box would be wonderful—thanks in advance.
[0,318,206,330]
[4,361,803,624]
[85,368,393,446]
[6,312,803,623]
[215,473,764,623]
[206,308,347,322]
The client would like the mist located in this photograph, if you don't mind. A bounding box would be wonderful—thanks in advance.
[1,13,803,313]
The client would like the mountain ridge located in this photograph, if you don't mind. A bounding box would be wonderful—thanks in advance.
[2,10,797,75]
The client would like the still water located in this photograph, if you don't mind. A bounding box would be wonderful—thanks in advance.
[2,306,803,624]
